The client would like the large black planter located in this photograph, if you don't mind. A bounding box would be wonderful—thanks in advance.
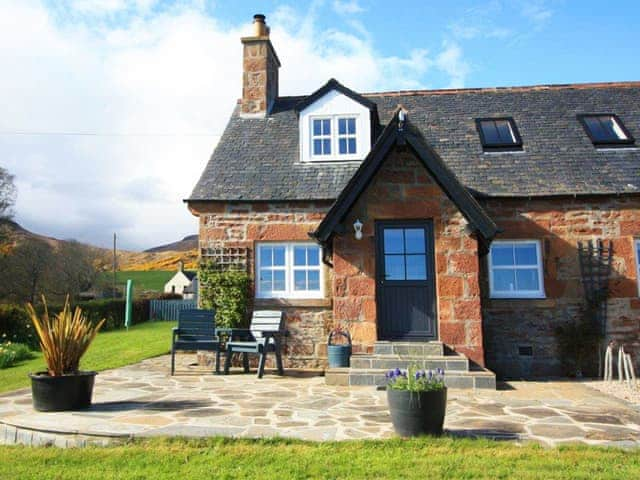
[29,371,97,412]
[387,388,447,437]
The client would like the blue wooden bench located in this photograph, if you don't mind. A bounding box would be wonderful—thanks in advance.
[222,310,286,378]
[171,309,220,375]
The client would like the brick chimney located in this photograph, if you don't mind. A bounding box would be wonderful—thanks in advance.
[241,14,281,117]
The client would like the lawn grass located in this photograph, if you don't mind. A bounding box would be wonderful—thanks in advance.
[0,321,175,394]
[0,436,638,479]
[97,270,174,293]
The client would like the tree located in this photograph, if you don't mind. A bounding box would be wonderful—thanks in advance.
[0,166,16,220]
[50,240,99,299]
[0,238,55,304]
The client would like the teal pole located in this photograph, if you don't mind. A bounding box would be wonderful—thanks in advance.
[124,279,133,330]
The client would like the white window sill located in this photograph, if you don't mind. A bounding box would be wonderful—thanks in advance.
[489,294,547,300]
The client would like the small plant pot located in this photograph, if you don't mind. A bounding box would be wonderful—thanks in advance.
[387,387,447,437]
[327,330,351,368]
[29,371,97,412]
[327,344,351,368]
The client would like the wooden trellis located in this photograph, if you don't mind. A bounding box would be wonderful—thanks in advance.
[201,244,249,272]
[577,239,613,336]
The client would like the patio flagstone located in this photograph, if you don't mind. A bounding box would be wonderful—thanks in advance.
[1,354,640,447]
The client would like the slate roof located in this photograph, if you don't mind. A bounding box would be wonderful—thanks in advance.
[188,82,640,202]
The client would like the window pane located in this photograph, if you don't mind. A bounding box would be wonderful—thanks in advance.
[313,139,322,155]
[494,269,515,291]
[338,118,347,135]
[260,247,272,267]
[322,119,331,135]
[384,229,404,254]
[495,120,515,143]
[308,270,320,290]
[385,255,405,280]
[347,138,356,154]
[491,244,514,266]
[406,255,427,280]
[259,270,272,292]
[294,246,306,266]
[516,269,539,291]
[339,138,347,154]
[323,139,331,155]
[307,247,320,266]
[313,119,322,136]
[515,244,538,266]
[584,116,607,141]
[273,270,285,291]
[480,121,501,144]
[404,228,425,254]
[347,118,356,134]
[294,270,306,290]
[273,247,285,266]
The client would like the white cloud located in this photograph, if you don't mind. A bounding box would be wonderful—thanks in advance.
[0,1,468,250]
[521,2,553,26]
[332,0,364,15]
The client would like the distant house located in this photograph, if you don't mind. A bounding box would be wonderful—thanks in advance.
[164,261,197,299]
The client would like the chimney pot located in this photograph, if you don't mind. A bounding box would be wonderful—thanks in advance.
[253,13,268,37]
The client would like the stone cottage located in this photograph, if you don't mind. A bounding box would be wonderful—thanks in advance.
[186,14,640,385]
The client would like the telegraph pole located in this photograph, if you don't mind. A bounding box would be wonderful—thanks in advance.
[113,232,117,299]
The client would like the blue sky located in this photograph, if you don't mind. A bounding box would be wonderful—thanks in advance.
[1,0,639,250]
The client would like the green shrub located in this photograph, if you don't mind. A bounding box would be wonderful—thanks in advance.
[199,263,250,328]
[0,342,33,369]
[0,305,37,348]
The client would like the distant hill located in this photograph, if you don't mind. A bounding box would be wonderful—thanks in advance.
[144,234,198,253]
[1,220,198,272]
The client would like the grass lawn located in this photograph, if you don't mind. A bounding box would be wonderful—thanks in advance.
[0,437,639,479]
[0,321,175,394]
[97,270,174,293]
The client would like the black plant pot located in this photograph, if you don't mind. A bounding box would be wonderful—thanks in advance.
[387,388,447,437]
[29,371,97,412]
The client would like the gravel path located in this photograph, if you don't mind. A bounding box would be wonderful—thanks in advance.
[587,380,640,406]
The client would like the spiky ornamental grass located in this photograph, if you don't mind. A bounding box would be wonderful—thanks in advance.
[26,296,105,376]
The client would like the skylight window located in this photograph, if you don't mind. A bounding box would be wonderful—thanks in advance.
[476,117,523,150]
[578,114,635,147]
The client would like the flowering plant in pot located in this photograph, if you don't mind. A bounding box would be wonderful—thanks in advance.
[27,297,105,412]
[327,324,351,368]
[386,366,447,437]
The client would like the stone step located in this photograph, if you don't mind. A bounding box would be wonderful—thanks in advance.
[350,354,469,371]
[373,341,444,356]
[325,367,496,390]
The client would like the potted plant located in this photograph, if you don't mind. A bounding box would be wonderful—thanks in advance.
[327,324,351,368]
[26,297,105,412]
[386,366,447,437]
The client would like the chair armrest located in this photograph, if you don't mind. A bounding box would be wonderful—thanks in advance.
[216,328,251,340]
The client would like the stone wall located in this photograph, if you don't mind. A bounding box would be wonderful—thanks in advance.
[189,201,332,368]
[480,196,640,378]
[332,147,485,366]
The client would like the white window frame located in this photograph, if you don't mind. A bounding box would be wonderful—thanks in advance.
[488,240,545,299]
[309,115,360,161]
[310,117,333,157]
[256,242,324,299]
[635,239,640,297]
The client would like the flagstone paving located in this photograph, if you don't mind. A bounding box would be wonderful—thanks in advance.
[1,354,640,447]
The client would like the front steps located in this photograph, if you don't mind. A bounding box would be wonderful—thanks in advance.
[325,341,496,389]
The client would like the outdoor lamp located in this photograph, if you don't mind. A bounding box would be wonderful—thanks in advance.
[353,219,363,240]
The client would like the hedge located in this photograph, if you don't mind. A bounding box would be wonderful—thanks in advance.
[0,299,151,348]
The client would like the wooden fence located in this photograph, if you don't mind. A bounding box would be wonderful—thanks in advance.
[149,299,197,321]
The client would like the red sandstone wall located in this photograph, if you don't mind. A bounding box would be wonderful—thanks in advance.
[481,196,640,377]
[189,201,333,367]
[332,148,485,366]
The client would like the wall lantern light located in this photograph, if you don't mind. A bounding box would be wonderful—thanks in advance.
[353,219,363,240]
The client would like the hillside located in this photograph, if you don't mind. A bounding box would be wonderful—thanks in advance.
[1,220,198,271]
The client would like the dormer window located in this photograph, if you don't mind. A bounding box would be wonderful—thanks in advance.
[476,117,523,151]
[578,114,635,147]
[310,116,358,159]
[297,80,374,163]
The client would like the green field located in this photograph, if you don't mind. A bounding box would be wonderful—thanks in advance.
[0,321,175,393]
[97,270,174,293]
[0,437,638,479]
